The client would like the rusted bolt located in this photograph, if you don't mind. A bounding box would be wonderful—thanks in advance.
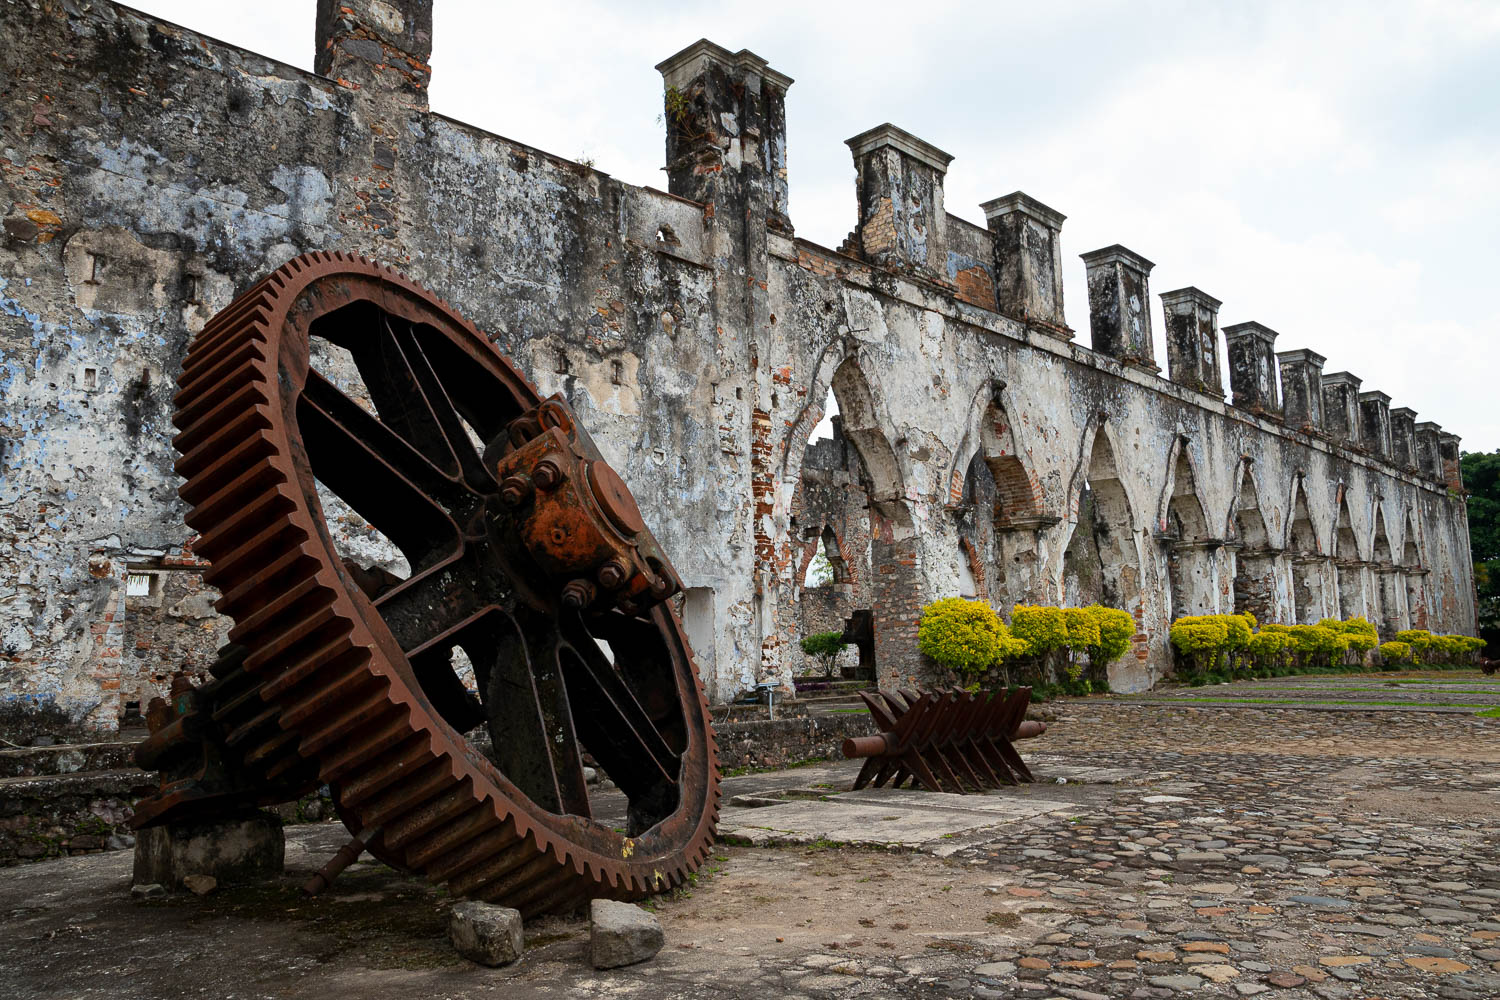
[649,574,672,599]
[550,526,567,545]
[560,579,597,610]
[597,559,629,590]
[499,475,532,507]
[532,459,563,491]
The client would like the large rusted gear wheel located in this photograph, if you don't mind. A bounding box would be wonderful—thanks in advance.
[164,251,719,915]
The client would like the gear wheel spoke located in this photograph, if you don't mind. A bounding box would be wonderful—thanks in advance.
[133,252,720,914]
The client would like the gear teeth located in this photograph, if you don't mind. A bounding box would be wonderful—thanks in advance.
[148,251,719,915]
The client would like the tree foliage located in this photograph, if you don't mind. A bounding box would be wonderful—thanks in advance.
[1462,450,1500,649]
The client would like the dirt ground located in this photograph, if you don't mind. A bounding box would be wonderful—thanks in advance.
[2,675,1499,999]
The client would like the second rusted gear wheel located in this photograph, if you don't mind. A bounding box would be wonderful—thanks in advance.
[169,251,719,915]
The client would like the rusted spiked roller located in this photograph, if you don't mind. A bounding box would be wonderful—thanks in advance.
[842,688,1045,794]
[132,252,719,916]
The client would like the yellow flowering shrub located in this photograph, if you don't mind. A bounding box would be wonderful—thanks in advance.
[918,598,1027,676]
[1010,605,1069,654]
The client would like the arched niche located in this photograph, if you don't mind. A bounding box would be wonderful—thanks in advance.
[952,393,1051,607]
[1061,424,1142,623]
[1159,440,1219,618]
[824,358,921,688]
[1370,505,1401,637]
[1228,459,1278,623]
[1401,507,1429,629]
[1286,475,1330,623]
[1333,490,1367,620]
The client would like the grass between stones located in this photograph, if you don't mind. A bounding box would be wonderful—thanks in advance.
[1155,697,1494,709]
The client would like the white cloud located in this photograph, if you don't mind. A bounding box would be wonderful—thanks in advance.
[122,0,1500,450]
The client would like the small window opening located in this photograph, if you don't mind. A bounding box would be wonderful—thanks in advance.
[611,359,623,386]
[82,367,98,390]
[555,350,569,375]
[126,572,155,597]
[655,223,679,247]
[85,252,105,285]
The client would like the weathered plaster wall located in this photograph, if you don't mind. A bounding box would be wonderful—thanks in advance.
[0,1,1476,735]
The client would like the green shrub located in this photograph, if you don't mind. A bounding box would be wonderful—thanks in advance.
[918,598,1026,676]
[1284,624,1349,666]
[1086,605,1135,664]
[1247,630,1291,667]
[1170,617,1229,675]
[1010,605,1069,655]
[799,631,847,678]
[1378,640,1413,666]
[1063,607,1101,650]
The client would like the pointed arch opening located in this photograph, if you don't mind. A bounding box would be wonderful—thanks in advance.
[1062,427,1141,621]
[1401,507,1429,629]
[954,395,1048,607]
[826,359,919,687]
[787,384,872,685]
[1287,477,1329,623]
[1370,506,1400,637]
[1333,492,1366,620]
[1229,460,1277,622]
[1161,443,1218,618]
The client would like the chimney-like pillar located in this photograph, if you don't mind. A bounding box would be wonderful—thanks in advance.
[1277,349,1326,433]
[1390,407,1418,470]
[1359,391,1393,461]
[982,192,1070,338]
[1415,421,1444,481]
[1081,245,1157,369]
[1222,322,1281,417]
[1439,432,1463,493]
[845,124,953,278]
[658,40,794,233]
[315,0,432,102]
[1320,372,1363,448]
[1160,287,1224,396]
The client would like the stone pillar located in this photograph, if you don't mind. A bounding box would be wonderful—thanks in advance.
[1390,407,1418,471]
[1291,556,1335,623]
[1081,245,1157,370]
[1232,545,1280,623]
[982,192,1071,338]
[658,39,794,233]
[1335,560,1368,619]
[1438,432,1463,493]
[845,124,952,279]
[1168,540,1225,617]
[1406,569,1430,629]
[1376,565,1405,638]
[1320,372,1363,448]
[1222,322,1281,417]
[1277,349,1326,434]
[315,0,432,103]
[1415,422,1444,482]
[1160,287,1224,396]
[1359,391,1393,461]
[867,499,925,691]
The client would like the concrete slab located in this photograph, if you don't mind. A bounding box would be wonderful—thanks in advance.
[718,785,1074,851]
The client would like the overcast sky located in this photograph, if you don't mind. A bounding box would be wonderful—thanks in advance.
[132,0,1500,451]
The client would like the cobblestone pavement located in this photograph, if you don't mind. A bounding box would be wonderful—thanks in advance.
[0,675,1496,999]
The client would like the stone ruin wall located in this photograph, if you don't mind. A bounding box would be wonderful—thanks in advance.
[0,0,1476,736]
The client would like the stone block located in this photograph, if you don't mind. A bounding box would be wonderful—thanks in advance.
[589,898,665,969]
[131,809,283,891]
[448,900,524,967]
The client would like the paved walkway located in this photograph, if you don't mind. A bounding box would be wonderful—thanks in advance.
[1,671,1497,999]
